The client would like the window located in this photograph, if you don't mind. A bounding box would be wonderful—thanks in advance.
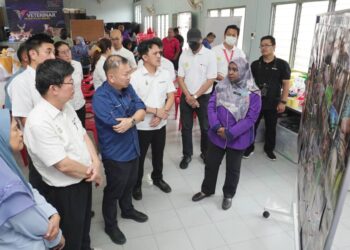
[157,14,169,39]
[272,3,297,62]
[272,1,330,71]
[335,0,350,11]
[134,5,141,24]
[144,16,153,32]
[207,7,246,49]
[233,7,246,50]
[294,1,329,71]
[177,12,192,48]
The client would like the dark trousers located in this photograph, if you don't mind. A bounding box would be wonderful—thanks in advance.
[76,105,86,128]
[136,126,166,188]
[41,181,92,250]
[246,108,278,153]
[102,158,138,230]
[28,157,47,195]
[201,141,244,198]
[180,93,210,156]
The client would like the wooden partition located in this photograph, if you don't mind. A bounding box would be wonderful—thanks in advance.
[70,19,105,42]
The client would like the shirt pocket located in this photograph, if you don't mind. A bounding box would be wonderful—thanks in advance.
[110,104,125,121]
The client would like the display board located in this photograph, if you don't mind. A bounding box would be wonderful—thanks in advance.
[203,16,241,47]
[5,0,64,35]
[70,19,105,42]
[298,10,350,250]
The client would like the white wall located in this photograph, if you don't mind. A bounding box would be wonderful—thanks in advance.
[63,0,133,22]
[140,0,305,61]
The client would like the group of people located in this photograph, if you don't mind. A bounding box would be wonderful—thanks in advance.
[0,23,291,249]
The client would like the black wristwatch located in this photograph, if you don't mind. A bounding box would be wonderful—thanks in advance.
[131,118,136,127]
[280,100,287,105]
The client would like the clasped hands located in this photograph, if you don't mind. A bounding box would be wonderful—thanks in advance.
[150,107,169,127]
[217,127,227,139]
[185,95,200,109]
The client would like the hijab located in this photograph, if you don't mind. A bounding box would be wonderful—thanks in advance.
[215,57,260,121]
[0,109,34,226]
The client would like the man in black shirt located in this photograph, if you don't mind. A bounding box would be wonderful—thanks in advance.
[244,35,291,160]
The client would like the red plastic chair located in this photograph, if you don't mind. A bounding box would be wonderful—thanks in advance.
[174,87,182,120]
[20,147,29,167]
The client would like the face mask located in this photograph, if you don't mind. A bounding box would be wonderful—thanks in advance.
[188,41,200,52]
[225,36,237,46]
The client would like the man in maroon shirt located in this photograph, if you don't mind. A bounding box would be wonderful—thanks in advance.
[162,28,180,68]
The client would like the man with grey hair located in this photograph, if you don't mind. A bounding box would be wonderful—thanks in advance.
[92,55,148,245]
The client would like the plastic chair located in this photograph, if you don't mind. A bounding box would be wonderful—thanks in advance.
[174,87,182,120]
[20,147,29,167]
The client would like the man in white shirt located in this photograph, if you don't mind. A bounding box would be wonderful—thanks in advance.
[8,34,55,191]
[110,29,137,70]
[8,33,55,125]
[137,38,176,82]
[178,28,217,169]
[24,59,102,250]
[212,25,246,81]
[131,38,175,200]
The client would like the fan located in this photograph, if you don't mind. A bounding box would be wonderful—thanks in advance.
[146,5,156,15]
[187,0,203,10]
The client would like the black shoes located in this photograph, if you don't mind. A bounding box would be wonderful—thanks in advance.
[243,146,254,159]
[192,192,210,202]
[153,179,172,193]
[222,197,232,210]
[265,151,277,161]
[180,155,192,169]
[132,187,142,200]
[121,209,148,223]
[105,226,126,245]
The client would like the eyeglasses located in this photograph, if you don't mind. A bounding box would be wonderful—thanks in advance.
[62,79,74,85]
[111,38,120,41]
[58,49,71,55]
[259,45,273,48]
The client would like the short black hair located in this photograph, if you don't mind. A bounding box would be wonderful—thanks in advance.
[152,37,163,48]
[25,33,54,62]
[206,32,216,38]
[260,35,276,46]
[138,38,161,59]
[103,55,129,75]
[173,27,179,33]
[54,41,70,56]
[224,25,240,37]
[16,43,28,63]
[36,59,74,96]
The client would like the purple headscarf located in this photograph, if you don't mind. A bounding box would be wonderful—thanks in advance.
[215,57,260,121]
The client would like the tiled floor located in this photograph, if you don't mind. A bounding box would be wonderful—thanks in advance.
[43,118,350,249]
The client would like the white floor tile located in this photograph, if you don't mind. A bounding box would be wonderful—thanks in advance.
[186,224,226,250]
[123,235,159,250]
[176,205,212,228]
[148,209,183,233]
[229,238,267,250]
[155,229,194,250]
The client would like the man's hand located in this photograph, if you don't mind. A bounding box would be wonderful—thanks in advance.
[217,127,226,139]
[53,235,65,250]
[277,103,286,113]
[113,118,133,133]
[155,108,169,120]
[85,161,103,187]
[45,213,60,241]
[150,116,161,127]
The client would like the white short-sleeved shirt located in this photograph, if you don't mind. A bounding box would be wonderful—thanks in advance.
[131,66,175,131]
[138,56,176,82]
[212,43,246,77]
[8,66,42,117]
[112,47,137,69]
[24,99,92,187]
[178,46,217,94]
[93,55,106,89]
[70,60,86,110]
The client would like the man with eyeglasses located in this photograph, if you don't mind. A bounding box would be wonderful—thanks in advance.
[24,59,102,250]
[93,55,148,245]
[243,35,291,160]
[110,29,137,70]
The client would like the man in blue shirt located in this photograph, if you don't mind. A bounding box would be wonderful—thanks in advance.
[202,32,216,49]
[93,55,148,245]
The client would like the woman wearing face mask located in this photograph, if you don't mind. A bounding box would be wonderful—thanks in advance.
[0,109,65,250]
[192,57,261,210]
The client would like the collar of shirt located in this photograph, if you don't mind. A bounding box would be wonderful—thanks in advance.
[104,80,130,98]
[40,99,63,120]
[140,64,161,77]
[27,65,36,78]
[220,43,236,52]
[188,45,206,56]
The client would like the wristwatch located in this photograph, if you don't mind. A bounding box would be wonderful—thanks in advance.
[193,94,198,99]
[131,118,136,127]
[280,100,287,105]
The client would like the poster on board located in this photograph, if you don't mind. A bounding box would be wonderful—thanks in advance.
[5,0,64,40]
[298,10,350,250]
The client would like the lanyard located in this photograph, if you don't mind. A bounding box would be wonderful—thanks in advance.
[223,49,234,63]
